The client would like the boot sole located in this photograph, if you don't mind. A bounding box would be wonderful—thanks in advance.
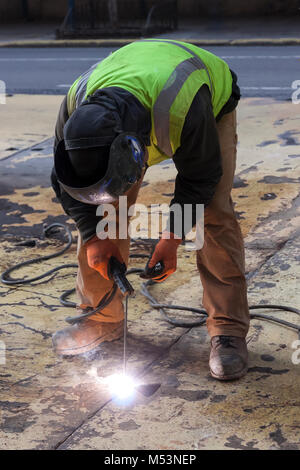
[53,324,124,356]
[209,365,248,381]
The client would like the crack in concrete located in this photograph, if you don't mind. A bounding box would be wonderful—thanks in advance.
[0,137,54,163]
[10,375,38,387]
[246,226,300,282]
[52,328,192,450]
[6,321,51,339]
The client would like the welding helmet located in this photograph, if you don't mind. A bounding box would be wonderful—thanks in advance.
[54,97,146,205]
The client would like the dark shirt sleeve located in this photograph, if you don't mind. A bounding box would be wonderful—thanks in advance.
[166,85,223,238]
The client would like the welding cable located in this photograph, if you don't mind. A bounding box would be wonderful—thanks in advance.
[0,223,147,325]
[140,278,300,335]
[0,223,77,285]
[1,224,299,336]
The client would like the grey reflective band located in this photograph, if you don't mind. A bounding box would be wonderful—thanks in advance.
[153,56,205,156]
[141,39,213,156]
[75,61,100,107]
[141,39,213,92]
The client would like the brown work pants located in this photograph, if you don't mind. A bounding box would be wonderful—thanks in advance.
[76,109,250,338]
[197,110,249,338]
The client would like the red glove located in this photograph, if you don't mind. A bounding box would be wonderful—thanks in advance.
[86,235,124,281]
[142,232,182,282]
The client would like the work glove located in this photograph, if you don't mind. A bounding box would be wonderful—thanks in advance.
[86,235,125,281]
[140,232,182,282]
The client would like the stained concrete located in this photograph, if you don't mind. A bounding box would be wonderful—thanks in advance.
[0,94,64,160]
[0,96,299,449]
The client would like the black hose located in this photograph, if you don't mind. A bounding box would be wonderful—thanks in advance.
[1,223,77,285]
[139,276,300,334]
[1,224,299,337]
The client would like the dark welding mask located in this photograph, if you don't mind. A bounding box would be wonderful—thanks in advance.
[54,132,146,204]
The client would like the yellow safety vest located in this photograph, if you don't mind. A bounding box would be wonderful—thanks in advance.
[67,39,233,166]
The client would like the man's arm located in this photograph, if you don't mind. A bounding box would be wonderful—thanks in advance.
[166,85,223,237]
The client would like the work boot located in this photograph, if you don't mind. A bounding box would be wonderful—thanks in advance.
[52,319,124,356]
[209,335,248,381]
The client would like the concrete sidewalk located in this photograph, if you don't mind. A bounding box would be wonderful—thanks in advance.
[0,17,300,47]
[0,94,63,161]
[0,95,299,449]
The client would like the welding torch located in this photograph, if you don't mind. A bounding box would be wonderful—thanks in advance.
[108,256,134,376]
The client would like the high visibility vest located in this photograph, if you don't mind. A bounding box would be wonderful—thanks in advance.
[67,39,233,166]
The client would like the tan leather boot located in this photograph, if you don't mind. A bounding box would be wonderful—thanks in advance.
[209,336,248,381]
[52,319,124,356]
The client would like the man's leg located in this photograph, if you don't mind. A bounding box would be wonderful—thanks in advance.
[76,180,143,322]
[52,177,143,355]
[196,109,249,379]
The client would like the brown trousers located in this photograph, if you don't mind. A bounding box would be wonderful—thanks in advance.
[76,109,250,338]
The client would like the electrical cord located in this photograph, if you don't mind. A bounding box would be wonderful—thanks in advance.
[1,224,299,337]
[1,223,76,284]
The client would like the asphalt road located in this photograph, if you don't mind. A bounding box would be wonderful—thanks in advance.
[0,45,299,100]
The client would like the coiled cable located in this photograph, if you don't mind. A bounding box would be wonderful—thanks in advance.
[1,224,299,337]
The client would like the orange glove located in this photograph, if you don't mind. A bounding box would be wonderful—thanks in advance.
[141,232,182,282]
[86,235,124,281]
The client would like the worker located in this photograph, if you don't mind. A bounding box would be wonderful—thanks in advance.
[51,39,249,381]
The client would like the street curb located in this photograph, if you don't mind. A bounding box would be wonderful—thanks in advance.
[0,37,300,48]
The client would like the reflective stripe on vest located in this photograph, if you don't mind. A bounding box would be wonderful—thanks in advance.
[75,64,97,106]
[67,61,100,114]
[141,39,213,157]
[142,39,213,94]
